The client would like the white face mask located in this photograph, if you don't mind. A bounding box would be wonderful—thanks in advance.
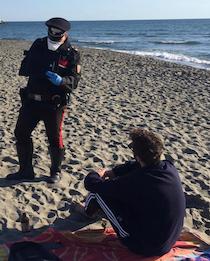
[47,38,63,51]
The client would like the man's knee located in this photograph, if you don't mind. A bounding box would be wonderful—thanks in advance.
[85,193,100,216]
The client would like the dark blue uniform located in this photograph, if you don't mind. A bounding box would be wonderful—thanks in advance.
[17,37,80,148]
[84,160,186,256]
[19,37,80,95]
[7,37,80,181]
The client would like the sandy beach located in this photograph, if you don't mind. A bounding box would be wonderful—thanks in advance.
[0,40,209,244]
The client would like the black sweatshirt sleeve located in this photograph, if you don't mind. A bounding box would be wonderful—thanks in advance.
[84,171,132,199]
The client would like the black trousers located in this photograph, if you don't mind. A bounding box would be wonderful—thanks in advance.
[85,193,130,238]
[15,102,65,148]
[85,193,149,255]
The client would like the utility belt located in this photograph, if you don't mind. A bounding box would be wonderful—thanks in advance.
[20,88,70,108]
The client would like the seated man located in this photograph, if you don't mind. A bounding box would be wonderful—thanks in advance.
[84,128,186,257]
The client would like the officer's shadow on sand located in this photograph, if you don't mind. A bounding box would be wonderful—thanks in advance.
[0,176,50,187]
[0,155,50,187]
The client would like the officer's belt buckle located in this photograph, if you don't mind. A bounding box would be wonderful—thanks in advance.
[34,94,42,101]
[51,94,61,101]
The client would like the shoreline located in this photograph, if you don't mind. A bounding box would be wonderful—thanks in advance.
[85,46,210,71]
[0,39,210,71]
[0,40,209,244]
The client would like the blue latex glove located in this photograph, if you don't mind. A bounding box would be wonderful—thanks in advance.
[46,71,62,86]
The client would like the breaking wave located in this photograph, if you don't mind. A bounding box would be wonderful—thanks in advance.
[114,49,210,69]
[76,39,115,45]
[151,40,201,45]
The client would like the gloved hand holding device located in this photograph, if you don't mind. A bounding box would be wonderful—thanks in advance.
[46,71,63,86]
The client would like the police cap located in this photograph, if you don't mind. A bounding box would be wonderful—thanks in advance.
[45,17,71,32]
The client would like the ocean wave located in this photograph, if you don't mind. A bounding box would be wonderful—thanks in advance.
[126,32,148,37]
[82,46,210,69]
[106,32,123,36]
[114,49,210,69]
[75,39,115,45]
[1,37,26,40]
[151,40,201,45]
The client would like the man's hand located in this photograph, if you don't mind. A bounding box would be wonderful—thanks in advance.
[97,168,115,179]
[46,71,62,86]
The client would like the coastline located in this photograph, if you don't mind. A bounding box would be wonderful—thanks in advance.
[0,40,209,244]
[84,46,210,71]
[1,19,210,71]
[1,37,210,70]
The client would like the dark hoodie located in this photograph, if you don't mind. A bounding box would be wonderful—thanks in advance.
[84,160,186,256]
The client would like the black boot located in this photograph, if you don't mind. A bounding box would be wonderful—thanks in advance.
[6,140,35,180]
[48,147,64,184]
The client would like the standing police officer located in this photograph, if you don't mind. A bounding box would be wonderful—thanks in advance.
[6,17,81,183]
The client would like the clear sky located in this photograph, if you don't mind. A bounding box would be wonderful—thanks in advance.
[1,0,210,21]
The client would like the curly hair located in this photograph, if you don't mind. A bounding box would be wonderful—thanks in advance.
[129,128,164,166]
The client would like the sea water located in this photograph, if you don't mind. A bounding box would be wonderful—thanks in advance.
[0,19,210,69]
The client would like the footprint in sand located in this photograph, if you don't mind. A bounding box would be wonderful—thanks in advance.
[185,194,209,209]
[47,211,57,223]
[183,148,199,156]
[2,156,18,164]
[69,189,82,196]
[31,204,39,212]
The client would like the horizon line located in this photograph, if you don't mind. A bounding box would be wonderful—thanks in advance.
[4,17,210,22]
